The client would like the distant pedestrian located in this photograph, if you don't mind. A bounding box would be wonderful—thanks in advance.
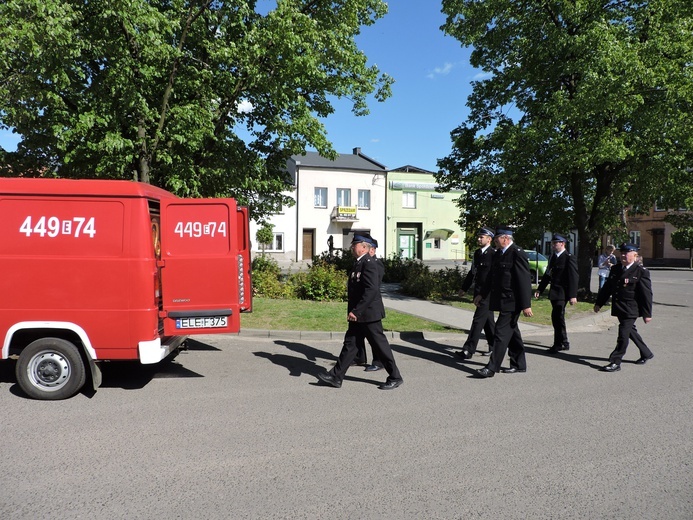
[473,227,533,378]
[593,243,654,372]
[534,234,578,353]
[317,234,403,390]
[456,227,496,359]
[597,245,617,290]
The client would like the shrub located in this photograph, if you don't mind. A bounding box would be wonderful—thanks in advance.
[251,269,288,299]
[289,263,347,302]
[382,254,423,283]
[311,249,354,273]
[400,264,467,300]
[251,255,281,276]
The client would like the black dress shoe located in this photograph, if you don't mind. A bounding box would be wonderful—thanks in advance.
[365,364,383,372]
[474,367,495,378]
[548,345,569,354]
[500,367,526,374]
[635,354,654,365]
[481,350,492,356]
[378,379,403,390]
[317,372,342,388]
[600,363,621,372]
[455,349,473,360]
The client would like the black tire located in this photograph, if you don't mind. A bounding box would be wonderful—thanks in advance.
[16,338,87,400]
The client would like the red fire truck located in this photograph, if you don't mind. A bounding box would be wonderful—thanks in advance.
[0,178,252,400]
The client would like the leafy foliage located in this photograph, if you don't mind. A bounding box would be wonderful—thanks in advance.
[437,0,693,292]
[288,263,347,302]
[0,0,393,222]
[666,212,693,267]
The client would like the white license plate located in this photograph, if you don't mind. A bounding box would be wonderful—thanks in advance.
[175,316,228,329]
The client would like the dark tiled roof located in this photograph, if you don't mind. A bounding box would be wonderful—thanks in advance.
[291,150,386,172]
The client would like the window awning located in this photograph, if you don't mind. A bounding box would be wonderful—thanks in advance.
[424,228,454,240]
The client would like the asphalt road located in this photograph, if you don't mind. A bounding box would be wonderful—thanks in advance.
[1,270,691,519]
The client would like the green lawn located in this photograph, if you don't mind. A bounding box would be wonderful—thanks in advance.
[241,297,465,333]
[241,295,600,332]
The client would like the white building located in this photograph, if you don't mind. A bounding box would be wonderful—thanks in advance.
[249,148,387,263]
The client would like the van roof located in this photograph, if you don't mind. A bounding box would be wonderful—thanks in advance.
[0,178,178,199]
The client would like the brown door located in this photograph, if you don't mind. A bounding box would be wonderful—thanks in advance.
[302,229,314,260]
[653,228,664,259]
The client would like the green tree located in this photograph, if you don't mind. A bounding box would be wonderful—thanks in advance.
[0,0,392,221]
[437,0,693,294]
[666,212,693,268]
[256,223,274,256]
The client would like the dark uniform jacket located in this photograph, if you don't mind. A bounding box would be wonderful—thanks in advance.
[596,263,653,319]
[461,245,496,298]
[536,251,578,301]
[480,243,532,312]
[348,255,385,323]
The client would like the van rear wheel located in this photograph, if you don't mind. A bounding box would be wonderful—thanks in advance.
[16,338,86,400]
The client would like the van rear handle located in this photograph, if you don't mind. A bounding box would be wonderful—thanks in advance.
[167,309,233,318]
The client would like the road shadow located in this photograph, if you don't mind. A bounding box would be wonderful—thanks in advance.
[523,341,606,370]
[99,352,203,390]
[390,332,481,376]
[184,338,222,351]
[252,340,339,379]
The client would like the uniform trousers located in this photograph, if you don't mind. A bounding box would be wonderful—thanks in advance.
[550,299,569,348]
[609,317,653,365]
[487,310,527,372]
[462,298,495,353]
[355,336,383,367]
[330,320,402,382]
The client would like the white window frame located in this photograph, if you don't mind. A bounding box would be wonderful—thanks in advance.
[337,188,351,207]
[357,189,371,210]
[402,191,416,209]
[263,232,284,252]
[314,187,327,208]
[629,231,641,247]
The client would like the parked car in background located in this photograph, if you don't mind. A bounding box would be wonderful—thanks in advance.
[526,250,548,283]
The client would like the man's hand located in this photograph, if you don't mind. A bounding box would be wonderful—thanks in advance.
[534,291,540,299]
[569,298,577,306]
[347,312,358,322]
[644,317,652,324]
[458,290,466,298]
[593,304,601,313]
[473,295,482,306]
[522,307,533,318]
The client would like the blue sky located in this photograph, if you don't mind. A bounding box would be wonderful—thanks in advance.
[320,3,479,172]
[0,3,480,173]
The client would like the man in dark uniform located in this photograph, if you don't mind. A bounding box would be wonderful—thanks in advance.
[357,237,385,372]
[473,227,533,378]
[457,227,496,359]
[594,243,654,372]
[317,234,403,390]
[534,234,578,353]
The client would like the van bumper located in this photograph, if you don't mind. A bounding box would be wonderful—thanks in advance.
[138,335,187,364]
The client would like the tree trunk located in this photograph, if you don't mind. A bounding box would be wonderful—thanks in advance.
[576,229,596,299]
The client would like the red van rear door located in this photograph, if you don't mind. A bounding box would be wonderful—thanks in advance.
[159,198,241,336]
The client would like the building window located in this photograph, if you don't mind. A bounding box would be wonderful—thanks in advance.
[654,199,665,212]
[337,188,351,206]
[314,187,327,208]
[263,233,284,252]
[357,189,371,209]
[629,231,641,247]
[433,238,441,249]
[402,191,416,209]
